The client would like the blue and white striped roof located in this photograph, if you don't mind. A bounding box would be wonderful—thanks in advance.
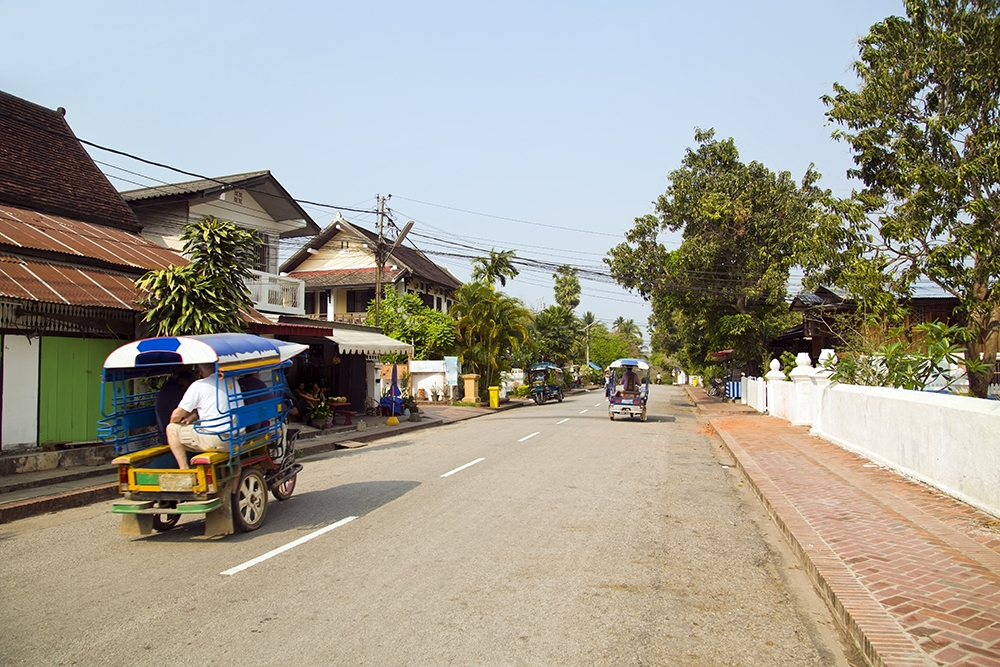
[103,333,308,369]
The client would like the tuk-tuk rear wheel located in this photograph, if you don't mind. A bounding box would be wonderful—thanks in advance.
[233,467,268,532]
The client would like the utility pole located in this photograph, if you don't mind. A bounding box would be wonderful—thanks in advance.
[372,194,414,329]
[374,195,387,328]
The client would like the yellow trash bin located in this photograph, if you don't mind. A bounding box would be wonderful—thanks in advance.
[488,386,500,408]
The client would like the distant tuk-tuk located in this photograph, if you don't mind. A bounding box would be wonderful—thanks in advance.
[607,358,650,421]
[99,333,307,537]
[527,362,564,404]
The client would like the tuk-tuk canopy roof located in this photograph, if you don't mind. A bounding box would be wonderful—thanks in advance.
[528,362,562,372]
[608,358,650,370]
[103,333,308,370]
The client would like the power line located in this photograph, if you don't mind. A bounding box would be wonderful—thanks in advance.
[393,195,624,238]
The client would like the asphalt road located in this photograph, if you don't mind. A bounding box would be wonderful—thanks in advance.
[0,385,854,666]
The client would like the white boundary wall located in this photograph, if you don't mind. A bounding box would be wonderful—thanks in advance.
[811,384,1000,517]
[768,380,794,421]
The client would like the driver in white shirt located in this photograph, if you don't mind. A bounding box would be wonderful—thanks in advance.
[166,363,244,469]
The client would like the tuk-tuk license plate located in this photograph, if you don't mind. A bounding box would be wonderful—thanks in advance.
[158,473,196,492]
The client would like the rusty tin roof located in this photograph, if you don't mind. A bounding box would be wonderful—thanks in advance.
[0,204,183,272]
[0,252,139,309]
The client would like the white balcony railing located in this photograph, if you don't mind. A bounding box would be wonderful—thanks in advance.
[247,270,305,316]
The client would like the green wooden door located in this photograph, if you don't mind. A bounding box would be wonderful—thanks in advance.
[38,337,120,444]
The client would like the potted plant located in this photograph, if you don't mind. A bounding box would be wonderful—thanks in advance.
[403,395,420,421]
[305,403,332,429]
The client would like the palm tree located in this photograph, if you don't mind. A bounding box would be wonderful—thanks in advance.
[553,265,581,310]
[470,249,519,287]
[451,282,530,397]
[533,305,577,366]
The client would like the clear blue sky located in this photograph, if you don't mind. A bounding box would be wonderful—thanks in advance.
[0,0,903,338]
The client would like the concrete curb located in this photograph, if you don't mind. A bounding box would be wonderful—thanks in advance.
[0,482,119,524]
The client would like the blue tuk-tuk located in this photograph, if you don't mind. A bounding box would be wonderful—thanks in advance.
[98,334,307,537]
[607,358,650,421]
[527,362,564,404]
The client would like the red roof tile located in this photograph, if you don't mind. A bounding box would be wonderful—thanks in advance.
[287,267,400,288]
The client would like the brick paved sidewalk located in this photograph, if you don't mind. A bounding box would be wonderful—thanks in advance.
[689,389,1000,667]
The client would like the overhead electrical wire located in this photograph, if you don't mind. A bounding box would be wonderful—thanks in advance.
[51,120,795,303]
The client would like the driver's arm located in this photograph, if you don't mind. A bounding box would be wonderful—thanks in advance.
[169,406,198,425]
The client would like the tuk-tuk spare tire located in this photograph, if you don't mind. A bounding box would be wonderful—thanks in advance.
[233,467,268,532]
[271,473,297,501]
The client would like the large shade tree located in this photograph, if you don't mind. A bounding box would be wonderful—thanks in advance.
[367,287,457,361]
[820,0,1000,397]
[606,130,828,375]
[135,216,259,335]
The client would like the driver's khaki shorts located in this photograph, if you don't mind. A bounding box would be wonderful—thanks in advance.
[169,423,228,452]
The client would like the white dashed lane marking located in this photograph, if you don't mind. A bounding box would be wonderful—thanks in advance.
[441,458,485,478]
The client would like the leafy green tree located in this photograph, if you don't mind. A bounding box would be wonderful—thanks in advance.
[135,216,259,335]
[587,329,633,369]
[820,0,1000,398]
[470,248,519,287]
[606,129,825,375]
[532,305,577,366]
[366,287,457,361]
[450,282,531,397]
[612,317,643,356]
[553,265,581,310]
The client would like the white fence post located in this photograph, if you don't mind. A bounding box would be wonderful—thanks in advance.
[810,349,835,432]
[764,359,786,416]
[789,352,816,426]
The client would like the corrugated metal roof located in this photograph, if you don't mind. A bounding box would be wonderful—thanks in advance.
[0,204,183,271]
[0,252,139,309]
[120,171,321,239]
[120,171,270,201]
[0,252,280,323]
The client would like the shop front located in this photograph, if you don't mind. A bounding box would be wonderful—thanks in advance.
[247,322,413,417]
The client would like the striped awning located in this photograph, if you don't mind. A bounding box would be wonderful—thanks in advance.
[326,330,412,356]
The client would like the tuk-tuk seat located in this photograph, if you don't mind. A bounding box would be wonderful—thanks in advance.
[112,445,172,466]
[189,451,230,466]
